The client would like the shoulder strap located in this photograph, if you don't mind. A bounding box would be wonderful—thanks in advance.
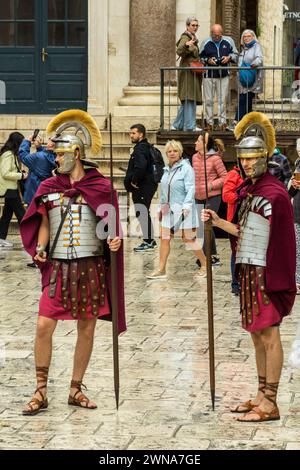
[49,196,76,261]
[167,167,179,203]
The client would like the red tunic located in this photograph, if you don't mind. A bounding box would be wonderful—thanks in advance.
[37,198,110,321]
[235,173,296,332]
[21,169,126,334]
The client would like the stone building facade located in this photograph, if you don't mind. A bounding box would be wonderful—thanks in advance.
[0,0,295,131]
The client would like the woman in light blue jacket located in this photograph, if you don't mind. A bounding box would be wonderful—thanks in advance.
[147,140,206,280]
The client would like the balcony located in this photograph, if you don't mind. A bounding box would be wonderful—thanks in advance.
[157,65,300,164]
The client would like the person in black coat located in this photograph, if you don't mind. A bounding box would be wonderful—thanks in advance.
[124,124,157,252]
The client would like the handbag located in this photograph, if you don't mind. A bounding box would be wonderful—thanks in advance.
[239,62,257,88]
[159,168,179,221]
[189,60,205,75]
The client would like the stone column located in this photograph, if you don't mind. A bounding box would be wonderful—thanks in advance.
[117,0,178,128]
[87,0,108,126]
[129,0,176,86]
[258,0,283,99]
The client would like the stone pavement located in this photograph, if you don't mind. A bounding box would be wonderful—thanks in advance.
[0,236,299,451]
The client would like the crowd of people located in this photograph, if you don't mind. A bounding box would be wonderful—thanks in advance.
[172,17,264,132]
[0,17,299,424]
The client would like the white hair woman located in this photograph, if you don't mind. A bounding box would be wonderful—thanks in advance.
[228,29,263,130]
[147,140,206,280]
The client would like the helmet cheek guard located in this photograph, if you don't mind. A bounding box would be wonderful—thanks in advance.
[234,112,276,180]
[47,110,102,174]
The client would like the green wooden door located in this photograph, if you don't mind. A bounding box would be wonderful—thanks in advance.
[0,0,87,114]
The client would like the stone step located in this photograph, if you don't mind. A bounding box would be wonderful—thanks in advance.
[101,130,157,145]
[0,115,107,130]
[0,129,158,147]
[254,104,300,114]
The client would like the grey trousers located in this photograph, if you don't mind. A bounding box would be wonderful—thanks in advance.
[203,76,230,125]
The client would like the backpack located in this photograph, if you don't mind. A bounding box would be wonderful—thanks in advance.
[239,62,257,88]
[149,145,165,183]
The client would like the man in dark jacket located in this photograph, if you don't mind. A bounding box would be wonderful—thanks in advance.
[268,147,292,187]
[200,24,238,130]
[124,124,157,252]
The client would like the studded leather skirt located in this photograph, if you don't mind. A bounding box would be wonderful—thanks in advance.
[39,256,110,321]
[238,265,271,329]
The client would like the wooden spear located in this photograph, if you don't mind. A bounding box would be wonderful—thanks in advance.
[109,113,120,409]
[202,131,216,410]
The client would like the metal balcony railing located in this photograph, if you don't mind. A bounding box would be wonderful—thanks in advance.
[159,66,300,132]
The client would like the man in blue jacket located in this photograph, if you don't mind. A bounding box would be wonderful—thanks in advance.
[19,135,56,267]
[19,135,56,205]
[200,24,238,131]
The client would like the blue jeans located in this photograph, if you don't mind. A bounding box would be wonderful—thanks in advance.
[230,251,239,291]
[235,92,255,122]
[196,195,221,256]
[172,100,197,131]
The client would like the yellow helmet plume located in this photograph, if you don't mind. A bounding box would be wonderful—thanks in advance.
[46,109,102,156]
[234,112,276,157]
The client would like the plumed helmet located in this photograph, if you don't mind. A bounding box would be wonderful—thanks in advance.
[46,109,102,160]
[234,112,276,159]
[235,135,268,159]
[52,133,85,156]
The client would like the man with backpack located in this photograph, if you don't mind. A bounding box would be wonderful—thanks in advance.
[124,124,163,252]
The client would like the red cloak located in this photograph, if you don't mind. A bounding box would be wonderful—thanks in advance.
[235,172,296,319]
[20,169,126,334]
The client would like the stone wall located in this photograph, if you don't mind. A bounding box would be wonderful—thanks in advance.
[108,0,130,110]
[222,0,241,46]
[176,0,212,43]
[258,0,283,99]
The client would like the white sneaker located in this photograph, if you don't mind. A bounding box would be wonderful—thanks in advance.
[171,125,177,131]
[194,267,207,280]
[194,126,203,132]
[226,121,237,132]
[146,270,167,280]
[0,238,13,248]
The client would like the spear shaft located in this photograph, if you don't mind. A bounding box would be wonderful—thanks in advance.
[109,113,120,409]
[203,132,215,410]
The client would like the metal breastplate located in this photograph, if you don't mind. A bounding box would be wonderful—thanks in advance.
[236,196,271,267]
[47,194,103,260]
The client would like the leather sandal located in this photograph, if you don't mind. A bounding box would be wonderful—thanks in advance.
[68,380,97,409]
[22,366,49,416]
[230,375,266,413]
[236,405,280,422]
[236,381,280,422]
[230,399,256,413]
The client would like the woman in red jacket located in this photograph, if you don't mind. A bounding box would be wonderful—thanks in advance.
[222,166,243,295]
[193,132,227,265]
